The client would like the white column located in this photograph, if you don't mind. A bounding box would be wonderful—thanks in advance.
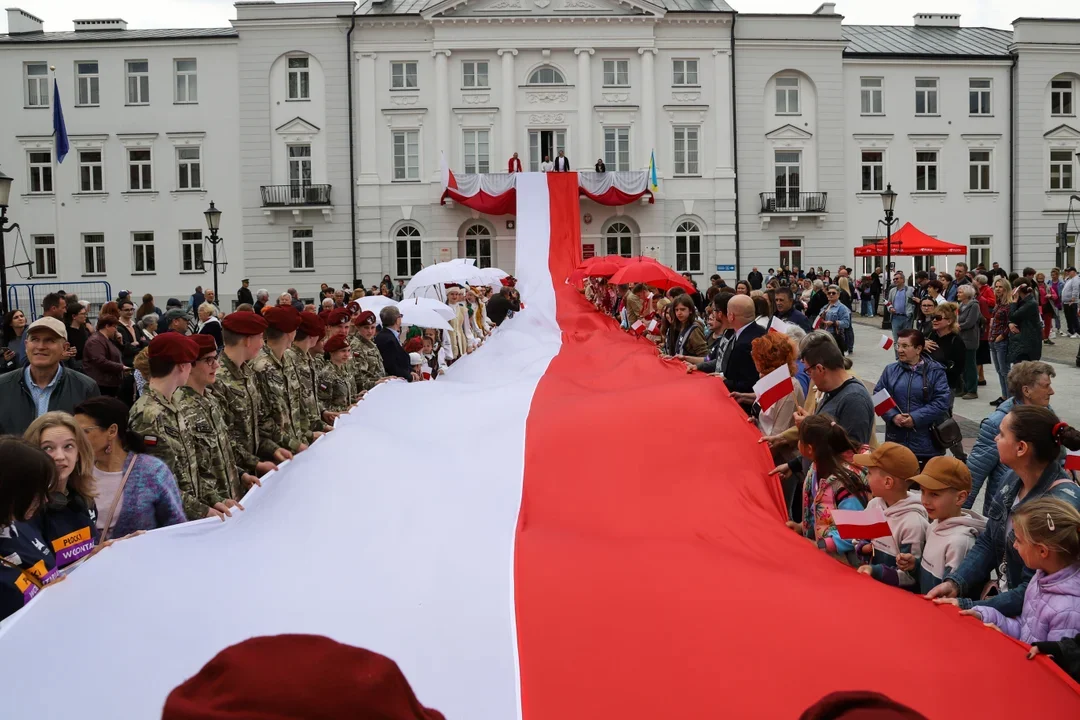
[498,49,517,163]
[356,52,379,183]
[713,49,732,173]
[576,48,594,170]
[639,48,657,171]
[433,49,452,176]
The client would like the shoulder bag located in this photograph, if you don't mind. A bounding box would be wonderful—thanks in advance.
[921,363,962,451]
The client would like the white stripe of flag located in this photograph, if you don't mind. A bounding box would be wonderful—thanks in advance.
[880,334,894,351]
[768,317,790,335]
[753,364,795,413]
[872,387,898,417]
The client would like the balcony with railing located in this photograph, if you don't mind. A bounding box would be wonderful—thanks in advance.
[259,184,333,224]
[758,191,828,230]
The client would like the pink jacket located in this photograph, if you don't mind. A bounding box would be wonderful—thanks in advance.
[974,564,1080,643]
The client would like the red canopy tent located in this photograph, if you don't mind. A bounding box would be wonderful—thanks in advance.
[854,222,967,257]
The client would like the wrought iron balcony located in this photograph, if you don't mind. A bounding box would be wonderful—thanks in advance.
[260,184,332,207]
[759,191,828,213]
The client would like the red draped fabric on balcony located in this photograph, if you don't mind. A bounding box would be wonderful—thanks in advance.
[440,171,652,215]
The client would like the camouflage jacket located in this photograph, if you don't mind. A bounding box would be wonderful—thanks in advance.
[251,345,303,452]
[175,385,242,517]
[285,346,322,437]
[317,361,356,413]
[214,351,280,473]
[129,386,202,520]
[349,334,386,392]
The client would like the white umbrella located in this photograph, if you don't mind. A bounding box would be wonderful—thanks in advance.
[398,296,455,321]
[402,260,481,300]
[397,303,452,331]
[357,296,396,314]
[466,266,509,286]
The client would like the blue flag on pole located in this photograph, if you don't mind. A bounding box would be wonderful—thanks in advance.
[53,79,69,163]
[648,150,658,192]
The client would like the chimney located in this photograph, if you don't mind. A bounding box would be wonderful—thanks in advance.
[5,7,44,34]
[73,18,128,32]
[913,13,960,28]
[813,3,837,15]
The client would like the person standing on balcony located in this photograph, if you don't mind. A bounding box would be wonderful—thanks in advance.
[508,152,522,173]
[594,158,606,173]
[553,150,571,172]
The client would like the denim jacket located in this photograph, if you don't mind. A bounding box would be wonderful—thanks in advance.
[947,462,1080,615]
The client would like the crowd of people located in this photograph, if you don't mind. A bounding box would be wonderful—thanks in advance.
[0,276,522,622]
[583,260,1080,680]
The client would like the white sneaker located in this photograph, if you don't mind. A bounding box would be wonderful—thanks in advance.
[1072,333,1080,339]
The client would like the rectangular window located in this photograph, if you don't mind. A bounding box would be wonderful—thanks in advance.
[969,236,991,270]
[860,150,884,192]
[78,150,103,192]
[860,77,883,115]
[969,150,992,191]
[463,129,490,174]
[916,151,939,192]
[175,59,197,103]
[76,61,99,106]
[915,78,939,115]
[126,60,150,105]
[132,232,156,273]
[1051,79,1074,116]
[177,147,202,190]
[672,126,699,176]
[779,238,802,272]
[127,148,153,191]
[33,236,57,277]
[604,127,630,172]
[287,144,312,190]
[462,61,488,89]
[291,228,314,270]
[25,62,48,107]
[969,78,991,115]
[82,234,106,275]
[180,230,204,272]
[1050,150,1075,190]
[774,151,801,209]
[287,57,310,100]
[392,130,419,181]
[28,150,53,193]
[672,59,698,87]
[391,61,418,90]
[603,59,629,87]
[396,232,422,277]
[776,77,800,114]
[674,222,701,273]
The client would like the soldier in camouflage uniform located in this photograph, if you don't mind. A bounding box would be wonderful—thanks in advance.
[175,335,255,518]
[348,310,387,392]
[215,311,289,477]
[286,311,332,438]
[128,334,203,520]
[251,306,307,453]
[318,334,358,412]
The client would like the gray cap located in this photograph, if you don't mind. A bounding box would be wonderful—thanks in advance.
[163,308,193,324]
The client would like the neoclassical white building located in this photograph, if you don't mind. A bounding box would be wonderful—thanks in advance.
[2,2,1079,309]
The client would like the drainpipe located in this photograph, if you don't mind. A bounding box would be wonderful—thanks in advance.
[347,8,358,286]
[1008,53,1016,272]
[729,13,741,281]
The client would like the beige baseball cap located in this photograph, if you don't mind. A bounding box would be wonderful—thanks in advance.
[26,316,67,339]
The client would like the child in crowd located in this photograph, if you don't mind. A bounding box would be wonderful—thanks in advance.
[785,414,870,567]
[963,497,1080,644]
[408,353,425,381]
[853,442,928,589]
[909,456,986,595]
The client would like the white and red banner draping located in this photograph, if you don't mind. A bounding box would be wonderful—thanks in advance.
[442,169,652,215]
[1,173,1077,719]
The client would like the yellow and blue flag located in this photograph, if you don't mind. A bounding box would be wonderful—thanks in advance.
[648,150,658,192]
[53,79,69,163]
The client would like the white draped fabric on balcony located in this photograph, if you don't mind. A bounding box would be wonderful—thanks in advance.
[441,170,652,216]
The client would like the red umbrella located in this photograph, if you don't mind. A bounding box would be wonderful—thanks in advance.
[608,258,694,293]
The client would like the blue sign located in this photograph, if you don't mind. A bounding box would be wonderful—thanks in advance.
[716,264,735,272]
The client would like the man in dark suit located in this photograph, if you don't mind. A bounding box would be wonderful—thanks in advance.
[553,150,571,172]
[237,279,254,307]
[747,267,764,290]
[374,306,414,381]
[723,295,766,410]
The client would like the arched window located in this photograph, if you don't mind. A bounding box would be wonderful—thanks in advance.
[674,221,701,273]
[605,222,634,258]
[462,224,493,268]
[528,66,565,86]
[395,224,422,277]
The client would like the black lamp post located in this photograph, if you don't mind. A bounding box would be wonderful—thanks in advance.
[880,183,899,329]
[203,201,224,305]
[0,168,17,317]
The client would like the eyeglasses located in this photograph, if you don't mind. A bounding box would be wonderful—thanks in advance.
[199,356,219,366]
[932,315,947,321]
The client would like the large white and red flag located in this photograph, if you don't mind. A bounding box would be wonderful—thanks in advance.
[1,173,1075,720]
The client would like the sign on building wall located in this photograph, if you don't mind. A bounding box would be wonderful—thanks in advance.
[716,264,735,272]
[439,247,452,263]
[582,244,595,260]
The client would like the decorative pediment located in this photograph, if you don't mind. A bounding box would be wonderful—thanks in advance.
[423,0,665,19]
[275,117,321,135]
[765,124,813,141]
[1044,124,1080,140]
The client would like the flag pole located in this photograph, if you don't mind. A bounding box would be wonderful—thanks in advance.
[50,64,61,273]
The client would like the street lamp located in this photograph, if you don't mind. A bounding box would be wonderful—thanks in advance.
[880,183,899,329]
[0,168,18,317]
[203,201,224,305]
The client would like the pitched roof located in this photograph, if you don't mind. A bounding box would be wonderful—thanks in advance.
[842,25,1013,59]
[0,28,238,44]
[354,0,732,15]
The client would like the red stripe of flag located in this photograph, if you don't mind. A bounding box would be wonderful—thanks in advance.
[832,506,893,541]
[631,319,646,336]
[872,388,897,417]
[813,314,824,329]
[880,334,894,351]
[753,364,794,413]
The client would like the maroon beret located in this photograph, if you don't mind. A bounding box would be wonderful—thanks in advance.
[298,311,325,338]
[318,309,332,322]
[148,333,199,364]
[264,306,301,333]
[346,300,362,316]
[222,311,268,336]
[324,334,349,353]
[162,635,444,720]
[353,310,377,327]
[191,334,218,358]
[327,308,350,327]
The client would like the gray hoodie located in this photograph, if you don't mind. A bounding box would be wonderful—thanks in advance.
[918,510,987,594]
[866,492,929,589]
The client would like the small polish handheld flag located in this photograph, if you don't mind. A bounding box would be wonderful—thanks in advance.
[768,317,790,336]
[1066,449,1080,472]
[813,314,824,330]
[872,388,898,417]
[752,364,795,413]
[439,151,457,190]
[832,505,893,541]
[880,334,894,351]
[631,319,646,336]
[647,318,661,335]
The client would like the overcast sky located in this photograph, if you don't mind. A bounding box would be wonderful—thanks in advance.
[3,0,1078,32]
